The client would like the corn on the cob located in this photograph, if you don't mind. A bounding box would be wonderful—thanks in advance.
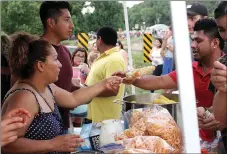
[153,95,176,104]
[134,66,156,76]
[125,66,155,80]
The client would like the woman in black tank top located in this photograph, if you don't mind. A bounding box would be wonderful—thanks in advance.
[2,33,122,154]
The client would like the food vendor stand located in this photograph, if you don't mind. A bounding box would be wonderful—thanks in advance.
[122,1,201,152]
[73,1,204,153]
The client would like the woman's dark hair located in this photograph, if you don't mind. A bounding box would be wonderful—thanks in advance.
[117,40,124,49]
[1,32,11,62]
[156,38,163,48]
[1,32,12,103]
[71,47,88,65]
[10,32,52,79]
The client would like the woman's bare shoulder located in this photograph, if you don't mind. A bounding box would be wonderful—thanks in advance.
[2,86,39,116]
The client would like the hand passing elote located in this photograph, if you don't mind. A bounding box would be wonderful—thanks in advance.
[112,66,156,85]
[134,66,156,76]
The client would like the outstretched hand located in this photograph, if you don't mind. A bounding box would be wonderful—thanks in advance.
[211,61,226,92]
[104,76,123,93]
[1,108,31,147]
[4,108,32,124]
[112,71,138,85]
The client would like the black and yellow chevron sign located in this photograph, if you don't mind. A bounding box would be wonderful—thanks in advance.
[143,33,152,63]
[77,33,89,51]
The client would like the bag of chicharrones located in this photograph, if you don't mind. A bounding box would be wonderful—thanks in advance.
[117,136,174,153]
[123,105,162,127]
[123,108,143,128]
[121,106,183,153]
[119,106,173,140]
[116,148,153,154]
[144,106,183,153]
[122,105,174,131]
[116,108,149,141]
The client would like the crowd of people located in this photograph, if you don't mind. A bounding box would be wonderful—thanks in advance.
[1,1,227,153]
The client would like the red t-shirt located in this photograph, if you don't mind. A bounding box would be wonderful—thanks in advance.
[53,45,73,129]
[169,61,214,141]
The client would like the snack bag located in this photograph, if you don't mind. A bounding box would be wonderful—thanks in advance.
[117,148,153,153]
[89,123,102,151]
[122,106,183,153]
[77,123,93,151]
[144,107,183,153]
[78,123,102,151]
[120,136,174,153]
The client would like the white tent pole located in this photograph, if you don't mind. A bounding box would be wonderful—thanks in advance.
[170,1,200,153]
[123,1,135,95]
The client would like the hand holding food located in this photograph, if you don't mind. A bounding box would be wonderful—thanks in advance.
[112,66,155,85]
[104,76,123,93]
[211,60,227,92]
[125,70,141,81]
[111,70,138,85]
[125,66,156,84]
[202,114,221,131]
[50,134,84,152]
[133,66,156,77]
[197,107,221,131]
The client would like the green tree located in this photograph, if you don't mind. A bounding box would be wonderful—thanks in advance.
[1,1,86,35]
[128,1,219,30]
[83,1,125,32]
[70,1,87,34]
[1,1,220,36]
[128,1,171,30]
[1,1,42,35]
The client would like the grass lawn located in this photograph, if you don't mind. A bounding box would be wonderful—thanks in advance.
[61,40,77,46]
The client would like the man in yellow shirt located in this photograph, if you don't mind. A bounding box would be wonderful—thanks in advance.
[85,26,126,122]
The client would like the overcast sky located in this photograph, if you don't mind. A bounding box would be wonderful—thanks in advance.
[82,1,144,14]
[125,1,144,8]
